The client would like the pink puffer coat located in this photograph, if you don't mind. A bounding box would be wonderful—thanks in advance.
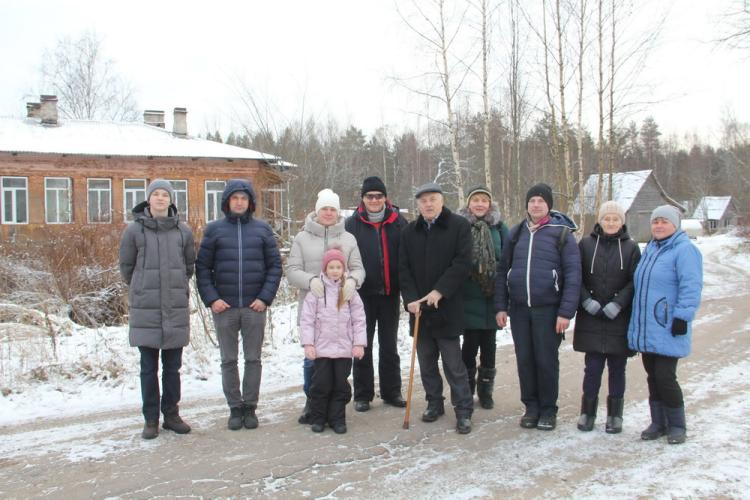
[300,274,367,358]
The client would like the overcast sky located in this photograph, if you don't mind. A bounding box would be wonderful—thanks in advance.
[1,0,747,145]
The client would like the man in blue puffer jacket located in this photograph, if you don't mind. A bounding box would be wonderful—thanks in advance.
[495,183,581,431]
[196,179,282,431]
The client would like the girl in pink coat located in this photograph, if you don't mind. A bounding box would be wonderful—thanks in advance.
[300,247,367,434]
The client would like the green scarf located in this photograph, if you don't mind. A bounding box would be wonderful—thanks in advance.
[471,220,496,296]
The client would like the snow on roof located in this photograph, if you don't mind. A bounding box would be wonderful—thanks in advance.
[572,170,652,214]
[692,196,732,220]
[0,117,279,161]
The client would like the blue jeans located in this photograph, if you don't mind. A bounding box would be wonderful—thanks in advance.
[509,304,562,417]
[139,347,183,422]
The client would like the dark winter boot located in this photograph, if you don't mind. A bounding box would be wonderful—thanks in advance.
[466,365,477,396]
[665,405,687,444]
[476,367,496,409]
[576,396,598,432]
[142,420,159,440]
[228,406,244,430]
[243,404,259,429]
[421,400,445,422]
[605,397,624,434]
[162,407,191,434]
[298,398,312,425]
[641,400,667,440]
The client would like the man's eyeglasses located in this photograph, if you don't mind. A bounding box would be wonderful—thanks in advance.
[364,193,385,200]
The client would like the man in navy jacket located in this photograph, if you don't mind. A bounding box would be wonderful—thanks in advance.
[495,183,581,431]
[196,179,282,431]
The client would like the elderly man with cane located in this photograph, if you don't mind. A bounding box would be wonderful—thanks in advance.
[399,182,474,434]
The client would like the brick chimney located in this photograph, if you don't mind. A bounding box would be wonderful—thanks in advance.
[173,107,187,136]
[143,110,165,128]
[40,95,58,125]
[26,102,41,118]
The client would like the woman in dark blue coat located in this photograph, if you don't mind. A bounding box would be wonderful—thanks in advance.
[573,201,640,434]
[628,205,702,445]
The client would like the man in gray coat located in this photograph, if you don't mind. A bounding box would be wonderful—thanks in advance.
[119,179,196,439]
[196,179,282,430]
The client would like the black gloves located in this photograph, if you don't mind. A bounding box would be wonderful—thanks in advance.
[671,318,688,336]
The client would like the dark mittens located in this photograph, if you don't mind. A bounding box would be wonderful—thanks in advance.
[671,318,688,336]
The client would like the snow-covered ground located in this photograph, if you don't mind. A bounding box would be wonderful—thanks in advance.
[1,231,749,498]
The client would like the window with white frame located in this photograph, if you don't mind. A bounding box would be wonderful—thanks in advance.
[709,219,718,230]
[168,180,189,221]
[205,180,226,222]
[1,176,28,224]
[87,178,112,223]
[123,179,147,221]
[45,177,71,224]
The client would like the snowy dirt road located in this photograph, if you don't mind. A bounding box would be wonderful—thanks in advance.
[1,245,750,499]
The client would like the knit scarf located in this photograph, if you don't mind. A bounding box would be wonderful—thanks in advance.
[471,220,496,296]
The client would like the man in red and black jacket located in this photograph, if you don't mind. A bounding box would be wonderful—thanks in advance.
[345,176,408,411]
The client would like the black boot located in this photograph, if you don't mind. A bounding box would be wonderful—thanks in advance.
[298,398,312,425]
[641,400,667,440]
[576,396,598,432]
[142,420,159,440]
[162,407,191,434]
[228,406,243,430]
[243,404,259,429]
[605,397,624,434]
[421,400,445,422]
[476,367,496,409]
[665,405,687,444]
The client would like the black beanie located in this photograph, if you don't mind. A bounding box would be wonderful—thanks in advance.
[526,183,553,210]
[361,176,387,197]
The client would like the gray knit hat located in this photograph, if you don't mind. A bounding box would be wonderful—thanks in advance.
[650,205,681,230]
[146,179,175,203]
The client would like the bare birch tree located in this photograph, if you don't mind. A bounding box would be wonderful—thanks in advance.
[395,0,474,204]
[40,31,138,121]
[575,0,590,229]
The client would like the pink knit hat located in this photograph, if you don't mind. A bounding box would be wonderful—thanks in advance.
[322,247,346,272]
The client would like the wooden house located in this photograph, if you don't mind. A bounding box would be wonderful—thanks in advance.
[692,196,741,234]
[572,169,685,241]
[0,95,288,242]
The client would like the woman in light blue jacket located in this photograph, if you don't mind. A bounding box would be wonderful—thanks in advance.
[628,205,703,445]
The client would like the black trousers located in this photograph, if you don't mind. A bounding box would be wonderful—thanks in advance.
[642,352,683,408]
[139,347,183,422]
[582,352,627,399]
[462,328,497,373]
[509,304,562,417]
[417,333,473,418]
[310,357,353,426]
[353,294,402,402]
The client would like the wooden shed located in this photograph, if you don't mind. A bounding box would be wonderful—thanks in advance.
[692,196,741,234]
[572,169,685,242]
[0,96,288,242]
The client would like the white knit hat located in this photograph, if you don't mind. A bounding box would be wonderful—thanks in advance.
[315,188,340,213]
[598,200,625,224]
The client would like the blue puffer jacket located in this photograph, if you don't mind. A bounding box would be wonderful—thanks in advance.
[627,230,703,358]
[495,211,581,319]
[196,179,282,308]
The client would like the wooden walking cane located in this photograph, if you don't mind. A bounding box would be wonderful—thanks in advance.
[403,309,421,429]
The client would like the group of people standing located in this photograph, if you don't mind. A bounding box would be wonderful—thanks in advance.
[119,174,702,445]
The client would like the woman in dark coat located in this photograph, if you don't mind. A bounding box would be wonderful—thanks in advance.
[119,179,196,439]
[574,201,640,434]
[457,187,508,409]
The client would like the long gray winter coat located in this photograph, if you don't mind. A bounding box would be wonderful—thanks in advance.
[119,202,196,349]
